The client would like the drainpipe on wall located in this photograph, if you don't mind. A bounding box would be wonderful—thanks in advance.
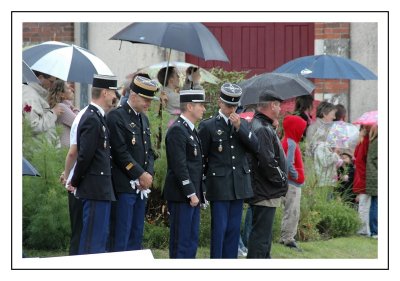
[80,23,89,108]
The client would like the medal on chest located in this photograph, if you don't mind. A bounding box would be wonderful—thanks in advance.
[132,133,136,145]
[218,139,223,152]
[194,145,198,157]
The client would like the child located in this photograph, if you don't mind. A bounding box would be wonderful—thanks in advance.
[337,152,356,205]
[279,115,307,250]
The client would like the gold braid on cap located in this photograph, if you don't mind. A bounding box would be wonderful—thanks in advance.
[131,76,158,98]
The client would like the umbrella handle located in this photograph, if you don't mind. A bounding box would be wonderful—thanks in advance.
[162,48,172,88]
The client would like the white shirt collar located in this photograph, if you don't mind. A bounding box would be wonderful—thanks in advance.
[127,100,139,116]
[90,102,105,117]
[218,110,229,125]
[180,114,195,131]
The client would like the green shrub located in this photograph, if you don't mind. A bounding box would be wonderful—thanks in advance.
[23,120,70,250]
[296,153,360,241]
[143,222,169,249]
[316,200,361,238]
[198,207,212,248]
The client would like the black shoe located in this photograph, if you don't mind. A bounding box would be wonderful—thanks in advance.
[285,241,302,252]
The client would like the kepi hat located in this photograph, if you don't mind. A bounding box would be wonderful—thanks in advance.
[180,89,208,103]
[92,74,119,90]
[220,83,242,105]
[130,76,159,100]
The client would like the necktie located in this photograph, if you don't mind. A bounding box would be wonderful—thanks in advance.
[193,128,200,142]
[138,113,143,127]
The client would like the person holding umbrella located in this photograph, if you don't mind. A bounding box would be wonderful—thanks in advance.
[182,66,203,90]
[163,89,207,258]
[106,76,158,252]
[157,66,181,115]
[22,71,64,142]
[306,102,343,199]
[68,74,118,254]
[198,83,258,259]
[246,91,288,259]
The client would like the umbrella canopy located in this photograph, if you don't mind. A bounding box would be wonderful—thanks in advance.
[23,41,114,84]
[238,73,315,107]
[326,121,359,152]
[110,22,229,62]
[22,60,39,83]
[273,54,377,80]
[140,61,220,84]
[23,157,40,176]
[353,110,378,126]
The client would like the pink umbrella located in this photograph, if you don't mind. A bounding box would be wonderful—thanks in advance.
[353,110,378,126]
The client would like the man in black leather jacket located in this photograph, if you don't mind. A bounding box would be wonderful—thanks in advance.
[247,91,288,259]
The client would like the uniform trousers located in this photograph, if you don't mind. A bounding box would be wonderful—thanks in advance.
[247,205,276,259]
[110,192,147,251]
[168,201,200,258]
[210,199,243,258]
[68,192,83,255]
[78,199,111,254]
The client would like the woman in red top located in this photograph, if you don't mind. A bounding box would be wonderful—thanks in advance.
[353,125,371,235]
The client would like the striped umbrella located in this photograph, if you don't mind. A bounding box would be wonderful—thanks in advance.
[23,41,113,84]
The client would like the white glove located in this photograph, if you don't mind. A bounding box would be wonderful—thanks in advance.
[130,179,140,190]
[130,180,151,200]
[140,188,151,200]
[201,193,209,209]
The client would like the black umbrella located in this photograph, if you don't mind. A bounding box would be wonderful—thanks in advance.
[111,23,229,149]
[238,73,315,107]
[110,22,229,63]
[23,157,40,177]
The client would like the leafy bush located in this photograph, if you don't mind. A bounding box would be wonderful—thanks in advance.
[142,222,169,249]
[198,207,212,248]
[23,120,70,250]
[316,201,361,238]
[295,153,360,241]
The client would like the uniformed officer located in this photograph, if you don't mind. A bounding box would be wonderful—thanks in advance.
[69,74,118,254]
[198,83,258,258]
[106,75,158,251]
[163,89,207,258]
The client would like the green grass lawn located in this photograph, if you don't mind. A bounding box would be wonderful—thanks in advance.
[151,235,377,259]
[24,235,377,259]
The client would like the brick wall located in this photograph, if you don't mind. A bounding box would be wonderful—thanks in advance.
[23,23,74,46]
[314,22,350,97]
[315,22,350,40]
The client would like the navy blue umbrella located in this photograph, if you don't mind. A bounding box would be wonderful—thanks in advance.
[110,22,229,62]
[273,54,377,80]
[23,157,40,177]
[23,60,39,83]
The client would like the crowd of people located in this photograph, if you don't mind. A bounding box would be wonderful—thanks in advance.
[22,66,378,259]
